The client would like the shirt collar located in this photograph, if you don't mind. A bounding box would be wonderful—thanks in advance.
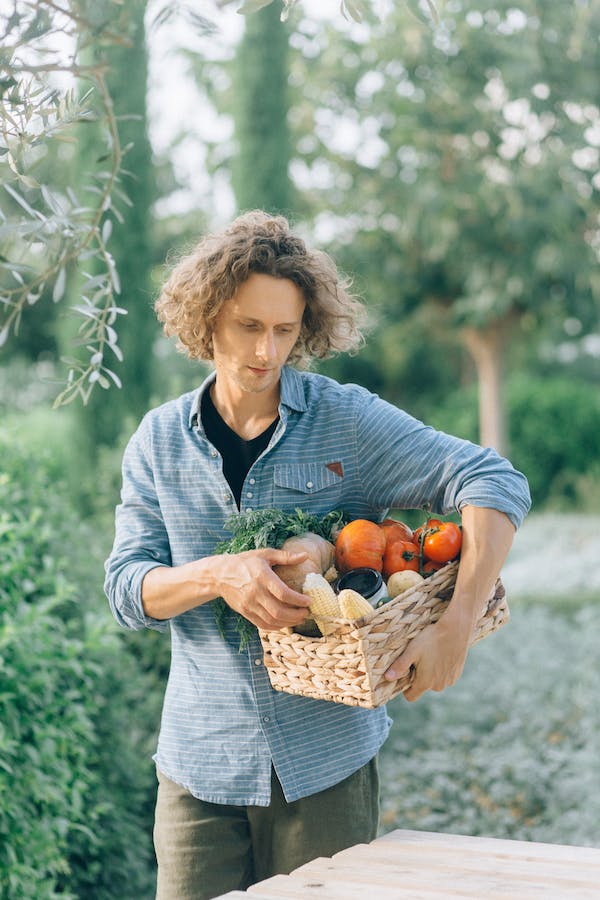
[188,370,216,429]
[188,365,306,430]
[279,365,308,413]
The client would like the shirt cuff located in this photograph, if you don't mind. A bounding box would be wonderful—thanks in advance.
[122,561,170,632]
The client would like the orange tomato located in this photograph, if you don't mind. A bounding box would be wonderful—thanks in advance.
[413,518,442,552]
[335,519,386,573]
[423,521,462,563]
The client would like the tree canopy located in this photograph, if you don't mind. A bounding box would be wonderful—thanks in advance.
[288,0,600,450]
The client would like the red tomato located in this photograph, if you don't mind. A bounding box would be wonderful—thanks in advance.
[423,521,462,563]
[382,540,420,578]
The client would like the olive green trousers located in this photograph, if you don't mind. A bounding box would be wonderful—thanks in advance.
[153,759,379,900]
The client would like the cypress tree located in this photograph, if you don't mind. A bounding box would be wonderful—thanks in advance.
[232,4,294,215]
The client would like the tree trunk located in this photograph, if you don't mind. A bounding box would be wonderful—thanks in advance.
[461,322,510,455]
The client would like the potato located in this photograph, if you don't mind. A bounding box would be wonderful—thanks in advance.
[386,569,425,598]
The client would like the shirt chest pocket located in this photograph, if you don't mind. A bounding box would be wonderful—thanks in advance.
[272,462,344,512]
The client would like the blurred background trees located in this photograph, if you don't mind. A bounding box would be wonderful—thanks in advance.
[284,0,600,458]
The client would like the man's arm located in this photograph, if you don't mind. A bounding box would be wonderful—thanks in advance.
[384,505,515,701]
[142,548,312,630]
[105,419,310,632]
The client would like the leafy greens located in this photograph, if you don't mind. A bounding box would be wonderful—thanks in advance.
[213,507,348,650]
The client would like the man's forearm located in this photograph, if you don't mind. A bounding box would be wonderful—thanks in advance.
[141,547,312,629]
[142,557,221,620]
[443,504,515,632]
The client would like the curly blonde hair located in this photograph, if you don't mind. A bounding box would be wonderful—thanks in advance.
[154,210,366,366]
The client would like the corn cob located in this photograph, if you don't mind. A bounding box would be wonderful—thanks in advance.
[338,588,374,621]
[302,572,341,635]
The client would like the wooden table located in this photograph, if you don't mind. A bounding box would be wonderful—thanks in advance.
[214,828,600,899]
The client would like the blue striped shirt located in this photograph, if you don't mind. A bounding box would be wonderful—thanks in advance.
[104,365,531,805]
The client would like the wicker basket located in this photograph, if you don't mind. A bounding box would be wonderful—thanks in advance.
[259,561,509,709]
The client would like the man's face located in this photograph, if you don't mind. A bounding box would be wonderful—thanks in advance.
[211,272,306,396]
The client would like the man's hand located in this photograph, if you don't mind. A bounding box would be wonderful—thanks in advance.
[383,506,516,703]
[142,547,311,625]
[384,613,472,702]
[217,548,312,631]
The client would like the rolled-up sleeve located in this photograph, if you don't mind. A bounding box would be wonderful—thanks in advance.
[104,419,172,631]
[357,393,531,528]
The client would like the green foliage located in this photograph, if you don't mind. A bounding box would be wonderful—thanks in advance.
[318,302,464,420]
[0,429,163,899]
[509,376,600,510]
[380,603,600,847]
[0,1,132,405]
[215,506,349,554]
[289,0,600,450]
[222,0,372,25]
[428,375,600,509]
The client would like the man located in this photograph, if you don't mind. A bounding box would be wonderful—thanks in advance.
[105,210,531,899]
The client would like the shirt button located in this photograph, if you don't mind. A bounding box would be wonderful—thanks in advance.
[263,715,270,723]
[223,493,232,503]
[210,449,218,458]
[246,491,253,499]
[306,481,314,489]
[254,658,262,666]
[249,478,256,485]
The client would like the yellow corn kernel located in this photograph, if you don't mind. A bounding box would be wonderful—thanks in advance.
[338,588,374,621]
[303,572,340,635]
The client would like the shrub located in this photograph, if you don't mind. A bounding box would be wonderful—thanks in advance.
[0,429,164,899]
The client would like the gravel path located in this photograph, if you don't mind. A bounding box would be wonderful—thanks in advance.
[501,512,600,597]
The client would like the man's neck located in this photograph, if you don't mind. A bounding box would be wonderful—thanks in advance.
[210,380,280,441]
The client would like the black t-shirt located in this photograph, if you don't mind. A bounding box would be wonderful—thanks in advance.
[201,388,279,509]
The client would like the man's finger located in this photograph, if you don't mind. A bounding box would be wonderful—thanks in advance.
[384,652,415,682]
[253,594,311,630]
[266,572,312,607]
[402,679,424,703]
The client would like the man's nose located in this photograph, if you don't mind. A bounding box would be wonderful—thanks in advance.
[256,331,277,361]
